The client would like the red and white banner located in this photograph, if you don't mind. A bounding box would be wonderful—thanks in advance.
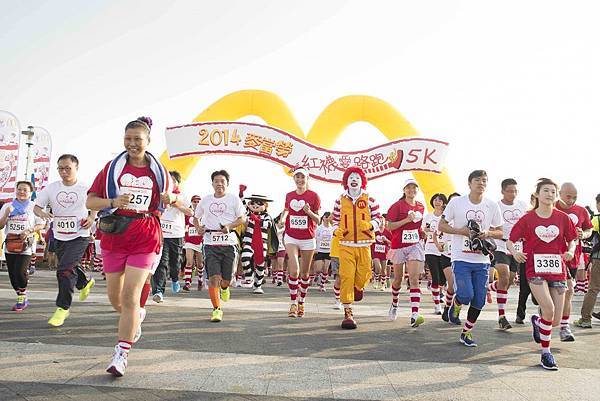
[165,121,449,183]
[0,111,21,201]
[31,126,52,192]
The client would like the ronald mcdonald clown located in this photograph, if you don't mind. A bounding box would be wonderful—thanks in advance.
[332,166,382,329]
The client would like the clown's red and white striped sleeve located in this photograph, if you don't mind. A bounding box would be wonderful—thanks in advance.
[331,194,382,232]
[332,198,342,228]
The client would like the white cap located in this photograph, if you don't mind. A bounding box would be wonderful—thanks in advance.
[403,178,419,188]
[293,167,310,178]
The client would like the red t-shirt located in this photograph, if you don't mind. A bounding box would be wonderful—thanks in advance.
[88,162,162,254]
[284,189,321,240]
[387,199,425,249]
[371,228,392,258]
[184,215,203,245]
[509,209,577,281]
[555,202,592,268]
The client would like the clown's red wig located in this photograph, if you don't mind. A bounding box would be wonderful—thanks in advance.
[342,166,367,190]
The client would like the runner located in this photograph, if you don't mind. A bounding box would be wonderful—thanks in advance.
[508,178,577,370]
[555,182,593,341]
[423,193,448,315]
[387,178,426,327]
[278,168,321,318]
[371,216,392,290]
[34,154,96,327]
[193,170,246,322]
[152,171,192,302]
[271,213,286,287]
[314,212,334,292]
[87,116,174,377]
[438,170,503,346]
[489,178,528,330]
[183,195,203,292]
[0,181,45,311]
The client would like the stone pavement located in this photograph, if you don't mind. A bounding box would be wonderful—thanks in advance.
[1,270,600,400]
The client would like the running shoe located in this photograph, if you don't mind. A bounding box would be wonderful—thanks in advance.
[79,278,95,301]
[592,311,600,321]
[540,352,559,371]
[442,306,450,322]
[29,266,36,275]
[559,326,575,342]
[388,305,398,321]
[573,318,592,329]
[319,286,326,292]
[297,304,305,318]
[531,315,541,343]
[133,307,147,343]
[410,314,425,328]
[253,287,265,294]
[276,281,282,287]
[334,299,342,310]
[210,308,223,322]
[106,345,128,377]
[182,284,191,292]
[449,302,462,325]
[220,287,231,302]
[341,308,357,329]
[460,332,477,347]
[498,316,512,330]
[434,304,442,315]
[288,304,298,318]
[197,280,203,291]
[12,295,29,312]
[171,281,181,293]
[152,292,164,303]
[48,307,70,327]
[373,282,379,290]
[515,316,525,325]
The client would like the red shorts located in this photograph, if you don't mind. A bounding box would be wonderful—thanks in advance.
[102,250,158,273]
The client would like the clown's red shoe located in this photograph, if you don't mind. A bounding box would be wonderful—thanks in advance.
[341,307,357,329]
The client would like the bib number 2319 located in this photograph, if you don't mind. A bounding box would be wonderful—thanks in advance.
[402,229,419,244]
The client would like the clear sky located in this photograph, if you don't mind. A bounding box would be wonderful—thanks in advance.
[2,0,598,213]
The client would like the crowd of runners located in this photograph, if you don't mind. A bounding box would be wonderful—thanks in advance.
[1,117,599,377]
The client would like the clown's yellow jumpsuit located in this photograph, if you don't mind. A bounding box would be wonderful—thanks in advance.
[333,192,381,305]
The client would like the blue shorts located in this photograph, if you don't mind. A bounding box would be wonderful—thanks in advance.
[452,260,490,310]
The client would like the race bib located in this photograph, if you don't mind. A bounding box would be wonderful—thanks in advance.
[160,220,174,235]
[319,240,331,249]
[533,254,562,274]
[55,216,79,234]
[512,241,523,254]
[122,186,152,213]
[7,220,27,234]
[290,215,308,230]
[205,231,232,246]
[188,226,199,237]
[402,229,419,244]
[426,232,434,243]
[461,236,478,253]
[374,244,386,253]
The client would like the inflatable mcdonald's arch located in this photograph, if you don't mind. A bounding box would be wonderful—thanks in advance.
[160,90,454,202]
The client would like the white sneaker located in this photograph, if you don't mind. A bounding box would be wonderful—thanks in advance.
[133,308,147,343]
[388,305,398,321]
[242,280,253,289]
[253,287,264,294]
[434,304,442,315]
[334,299,342,310]
[560,325,575,342]
[106,346,128,377]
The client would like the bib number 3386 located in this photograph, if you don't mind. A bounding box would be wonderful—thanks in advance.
[533,254,562,274]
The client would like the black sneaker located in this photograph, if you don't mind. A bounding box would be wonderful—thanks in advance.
[592,311,600,321]
[531,315,541,344]
[515,316,525,325]
[498,316,512,330]
[442,306,450,322]
[540,352,558,371]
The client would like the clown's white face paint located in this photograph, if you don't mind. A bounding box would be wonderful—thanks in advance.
[348,172,362,197]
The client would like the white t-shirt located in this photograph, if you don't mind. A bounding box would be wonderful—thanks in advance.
[194,193,245,246]
[495,199,528,254]
[35,180,91,241]
[422,212,443,256]
[160,199,189,239]
[316,225,335,253]
[443,195,502,264]
[1,202,44,255]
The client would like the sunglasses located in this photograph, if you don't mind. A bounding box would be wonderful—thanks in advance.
[249,200,264,206]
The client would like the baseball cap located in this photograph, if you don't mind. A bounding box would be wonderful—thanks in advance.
[403,178,419,189]
[292,167,310,178]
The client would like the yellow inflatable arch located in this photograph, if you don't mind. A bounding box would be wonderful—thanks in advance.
[159,89,454,202]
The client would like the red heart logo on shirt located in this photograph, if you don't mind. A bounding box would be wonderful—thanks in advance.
[535,225,559,243]
[466,210,485,224]
[56,191,78,208]
[209,202,226,216]
[503,209,523,225]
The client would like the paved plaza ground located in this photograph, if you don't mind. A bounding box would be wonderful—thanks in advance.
[1,270,599,400]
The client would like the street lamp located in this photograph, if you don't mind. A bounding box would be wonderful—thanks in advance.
[21,126,35,182]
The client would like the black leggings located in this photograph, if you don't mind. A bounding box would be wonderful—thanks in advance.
[6,253,32,293]
[426,254,447,287]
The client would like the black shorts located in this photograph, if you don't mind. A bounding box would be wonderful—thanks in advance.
[492,251,519,273]
[440,255,451,269]
[313,252,331,261]
[204,245,238,280]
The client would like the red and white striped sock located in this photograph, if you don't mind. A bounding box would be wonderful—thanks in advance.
[333,285,340,301]
[320,272,328,288]
[560,315,570,329]
[391,284,400,307]
[410,288,421,315]
[381,274,387,285]
[497,289,508,317]
[431,284,440,306]
[288,276,299,303]
[197,266,205,282]
[30,255,37,269]
[584,277,589,292]
[488,280,498,292]
[462,318,476,333]
[276,271,283,285]
[298,277,310,304]
[538,317,552,353]
[93,255,103,272]
[184,264,193,285]
[445,290,454,308]
[374,273,380,284]
[117,340,132,354]
[575,280,584,292]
